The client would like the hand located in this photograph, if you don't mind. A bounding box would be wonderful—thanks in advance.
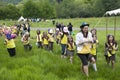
[4,42,6,45]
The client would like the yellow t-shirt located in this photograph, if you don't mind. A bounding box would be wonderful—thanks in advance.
[78,43,92,54]
[48,34,54,42]
[90,40,99,55]
[43,38,48,45]
[5,39,15,48]
[67,42,75,51]
[61,34,67,44]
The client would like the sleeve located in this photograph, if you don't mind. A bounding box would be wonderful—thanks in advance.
[75,33,83,46]
[75,34,80,46]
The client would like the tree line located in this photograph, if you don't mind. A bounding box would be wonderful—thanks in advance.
[0,0,120,19]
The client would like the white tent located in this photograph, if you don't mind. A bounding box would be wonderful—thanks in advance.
[105,8,120,15]
[18,16,24,22]
[105,8,120,38]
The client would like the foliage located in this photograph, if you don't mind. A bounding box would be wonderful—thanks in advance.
[0,0,120,19]
[0,4,20,19]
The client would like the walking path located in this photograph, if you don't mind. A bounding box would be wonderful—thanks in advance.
[31,27,120,30]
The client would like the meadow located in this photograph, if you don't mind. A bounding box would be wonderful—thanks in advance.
[0,29,120,80]
[0,17,120,80]
[0,16,120,28]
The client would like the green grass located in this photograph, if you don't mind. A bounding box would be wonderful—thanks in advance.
[0,16,120,28]
[0,30,120,80]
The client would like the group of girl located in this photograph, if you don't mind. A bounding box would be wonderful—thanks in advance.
[76,22,118,77]
[35,27,76,64]
[0,22,118,77]
[0,23,31,56]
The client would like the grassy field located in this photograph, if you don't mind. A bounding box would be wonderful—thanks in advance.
[0,16,120,28]
[0,29,120,80]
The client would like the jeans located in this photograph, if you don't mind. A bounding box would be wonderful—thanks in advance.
[61,44,67,55]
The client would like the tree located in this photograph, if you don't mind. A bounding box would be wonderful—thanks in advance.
[23,0,40,18]
[0,4,20,19]
[102,0,119,11]
[38,1,56,18]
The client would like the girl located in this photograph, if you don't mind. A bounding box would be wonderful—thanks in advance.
[4,31,16,57]
[91,28,97,35]
[21,32,32,51]
[105,34,118,69]
[66,36,75,64]
[60,27,69,58]
[48,29,54,52]
[42,32,49,50]
[89,34,99,71]
[76,22,93,77]
[36,29,43,48]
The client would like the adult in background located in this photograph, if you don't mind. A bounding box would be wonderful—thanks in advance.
[52,19,55,25]
[68,22,73,35]
[60,23,65,32]
[76,22,93,77]
[56,22,61,31]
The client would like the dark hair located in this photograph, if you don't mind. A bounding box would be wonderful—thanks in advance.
[68,36,73,43]
[81,30,88,38]
[69,22,71,25]
[91,28,97,35]
[107,34,117,46]
[68,36,74,49]
[42,32,49,40]
[105,34,118,50]
[36,29,40,35]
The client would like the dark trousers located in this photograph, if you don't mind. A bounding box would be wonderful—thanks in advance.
[7,48,16,57]
[61,44,67,55]
[49,42,54,51]
[56,39,60,44]
[37,42,43,48]
[44,44,48,50]
[24,44,32,51]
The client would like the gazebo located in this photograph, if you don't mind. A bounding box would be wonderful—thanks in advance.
[105,8,120,38]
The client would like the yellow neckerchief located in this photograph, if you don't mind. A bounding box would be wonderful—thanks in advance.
[23,37,29,45]
[48,33,54,42]
[106,42,117,57]
[67,42,75,50]
[37,34,42,42]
